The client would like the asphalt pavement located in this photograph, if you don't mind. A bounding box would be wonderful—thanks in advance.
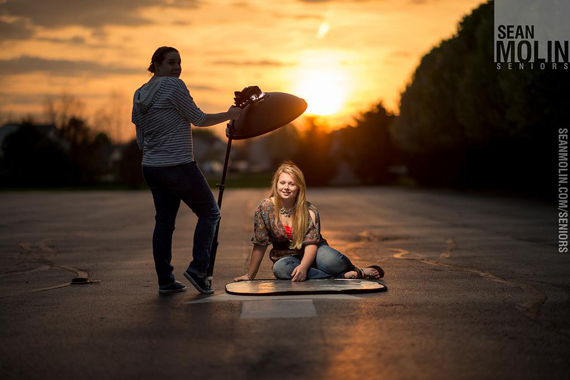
[0,187,568,380]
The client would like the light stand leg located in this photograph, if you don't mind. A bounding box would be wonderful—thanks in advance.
[206,122,234,284]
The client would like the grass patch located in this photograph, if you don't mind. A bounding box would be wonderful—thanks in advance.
[205,172,272,189]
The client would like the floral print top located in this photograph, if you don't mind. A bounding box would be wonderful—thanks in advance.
[251,198,327,262]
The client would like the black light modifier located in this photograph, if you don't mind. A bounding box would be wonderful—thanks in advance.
[228,87,307,140]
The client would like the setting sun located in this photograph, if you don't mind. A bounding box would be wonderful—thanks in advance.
[295,68,348,116]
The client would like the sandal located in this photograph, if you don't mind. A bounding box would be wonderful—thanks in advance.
[355,265,384,280]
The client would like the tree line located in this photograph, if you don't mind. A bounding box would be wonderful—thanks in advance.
[0,94,136,188]
[0,94,399,189]
[391,0,567,197]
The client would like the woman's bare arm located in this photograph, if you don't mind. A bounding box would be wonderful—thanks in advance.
[199,107,242,127]
[234,244,267,281]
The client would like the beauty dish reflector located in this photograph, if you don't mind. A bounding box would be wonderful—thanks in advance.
[228,92,307,140]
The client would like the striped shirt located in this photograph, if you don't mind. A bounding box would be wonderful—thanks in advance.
[131,77,207,167]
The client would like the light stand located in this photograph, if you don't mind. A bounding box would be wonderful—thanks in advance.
[206,87,265,284]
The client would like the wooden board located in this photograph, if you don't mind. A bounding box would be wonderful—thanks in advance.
[226,279,387,296]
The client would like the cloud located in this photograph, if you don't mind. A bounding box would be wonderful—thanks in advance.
[0,56,140,77]
[0,92,48,106]
[36,36,87,45]
[210,59,297,67]
[0,19,35,41]
[231,1,251,8]
[392,51,412,58]
[293,14,324,20]
[297,0,370,3]
[0,0,200,29]
[34,36,114,49]
[173,20,192,26]
[187,84,217,91]
[297,0,432,3]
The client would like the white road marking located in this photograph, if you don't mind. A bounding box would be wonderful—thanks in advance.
[240,299,316,319]
[185,293,360,304]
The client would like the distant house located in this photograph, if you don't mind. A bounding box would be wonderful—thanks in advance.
[327,130,360,185]
[0,123,69,158]
[246,137,274,172]
[245,124,299,173]
[0,124,20,158]
[192,130,228,174]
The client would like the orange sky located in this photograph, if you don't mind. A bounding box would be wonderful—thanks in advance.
[0,0,485,141]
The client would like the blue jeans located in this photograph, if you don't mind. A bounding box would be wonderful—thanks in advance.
[143,162,220,286]
[272,243,356,280]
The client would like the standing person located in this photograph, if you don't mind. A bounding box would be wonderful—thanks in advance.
[234,161,384,282]
[132,46,242,295]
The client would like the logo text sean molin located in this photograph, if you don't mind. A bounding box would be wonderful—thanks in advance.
[496,25,569,69]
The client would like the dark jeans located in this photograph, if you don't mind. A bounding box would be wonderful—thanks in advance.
[272,243,356,279]
[143,162,220,286]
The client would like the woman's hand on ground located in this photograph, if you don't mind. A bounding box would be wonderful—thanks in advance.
[291,266,307,282]
[233,274,251,282]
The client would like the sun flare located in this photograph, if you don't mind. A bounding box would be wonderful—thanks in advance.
[295,68,347,116]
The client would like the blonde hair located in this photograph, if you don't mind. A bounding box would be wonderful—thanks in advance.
[269,161,308,249]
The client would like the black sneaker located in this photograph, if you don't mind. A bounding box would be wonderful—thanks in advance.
[158,281,187,294]
[184,271,214,294]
